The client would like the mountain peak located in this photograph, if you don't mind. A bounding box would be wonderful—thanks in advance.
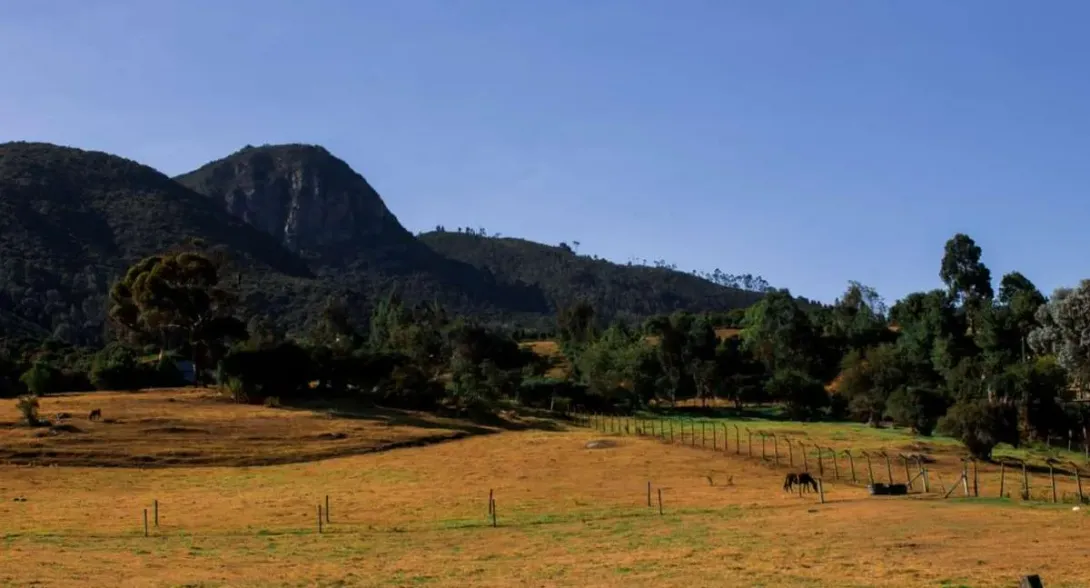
[176,145,410,261]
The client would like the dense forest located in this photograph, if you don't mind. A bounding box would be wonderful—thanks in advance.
[0,141,767,342]
[3,226,1089,463]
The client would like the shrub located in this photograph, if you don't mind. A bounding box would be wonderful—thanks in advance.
[15,394,40,426]
[938,400,1019,460]
[20,362,59,396]
[263,396,281,408]
[885,386,946,436]
[225,377,248,403]
[765,369,829,420]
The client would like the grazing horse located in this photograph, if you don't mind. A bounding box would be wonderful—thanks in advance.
[783,473,800,492]
[88,408,102,421]
[797,472,819,493]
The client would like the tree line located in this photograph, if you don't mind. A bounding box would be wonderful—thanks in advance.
[3,232,1090,462]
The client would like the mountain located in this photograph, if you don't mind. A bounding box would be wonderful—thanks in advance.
[0,141,766,344]
[0,141,328,342]
[174,144,551,321]
[418,231,765,322]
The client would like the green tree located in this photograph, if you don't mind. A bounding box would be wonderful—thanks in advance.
[939,233,994,312]
[741,289,818,376]
[1029,281,1090,391]
[108,251,247,385]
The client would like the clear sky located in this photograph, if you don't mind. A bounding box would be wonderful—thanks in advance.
[4,1,1090,304]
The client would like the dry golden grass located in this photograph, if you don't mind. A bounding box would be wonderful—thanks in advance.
[0,388,476,467]
[2,393,1090,587]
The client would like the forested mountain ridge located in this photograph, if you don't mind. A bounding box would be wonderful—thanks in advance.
[418,230,767,322]
[0,141,768,343]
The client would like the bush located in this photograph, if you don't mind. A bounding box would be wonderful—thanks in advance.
[225,376,248,403]
[263,396,281,408]
[20,362,60,396]
[938,400,1019,460]
[885,386,946,436]
[765,369,829,420]
[15,394,40,426]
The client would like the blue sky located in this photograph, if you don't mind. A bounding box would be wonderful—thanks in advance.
[4,1,1090,304]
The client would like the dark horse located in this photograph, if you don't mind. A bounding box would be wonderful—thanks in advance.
[783,472,818,493]
[88,408,102,421]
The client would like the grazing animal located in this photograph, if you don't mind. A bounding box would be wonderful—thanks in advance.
[783,473,800,492]
[797,472,819,493]
[88,409,102,421]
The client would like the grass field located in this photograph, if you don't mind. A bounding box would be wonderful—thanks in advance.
[3,391,1090,587]
[0,389,528,467]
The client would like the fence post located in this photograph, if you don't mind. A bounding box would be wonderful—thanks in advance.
[734,425,740,455]
[713,424,718,450]
[884,453,893,485]
[830,448,839,480]
[818,479,826,504]
[817,445,824,477]
[1050,463,1057,503]
[760,433,767,460]
[722,423,729,452]
[802,443,809,472]
[787,438,795,468]
[1000,462,1006,498]
[772,434,779,466]
[901,455,912,489]
[862,451,873,484]
[1074,463,1084,503]
[747,429,753,457]
[922,468,930,493]
[647,481,652,507]
[143,509,148,537]
[1022,461,1030,500]
[701,421,706,448]
[845,450,857,483]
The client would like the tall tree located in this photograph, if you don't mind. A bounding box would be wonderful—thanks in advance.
[1029,281,1090,391]
[108,251,246,384]
[939,233,994,324]
[741,289,817,376]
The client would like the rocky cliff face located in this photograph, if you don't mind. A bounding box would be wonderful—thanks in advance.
[175,144,414,261]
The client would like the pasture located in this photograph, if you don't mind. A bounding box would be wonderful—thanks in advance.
[1,391,1089,587]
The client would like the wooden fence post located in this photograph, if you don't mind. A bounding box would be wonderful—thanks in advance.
[961,462,970,497]
[734,425,740,455]
[901,455,912,489]
[760,433,767,460]
[1022,461,1030,500]
[722,424,729,452]
[701,421,707,447]
[845,450,857,483]
[154,499,159,527]
[999,462,1006,498]
[830,448,839,480]
[143,509,148,537]
[922,468,930,493]
[647,481,652,507]
[817,445,825,477]
[657,488,663,516]
[772,434,779,466]
[713,424,718,450]
[802,443,809,472]
[884,453,893,485]
[747,429,753,457]
[818,479,826,504]
[787,439,795,468]
[1074,463,1084,503]
[862,451,874,484]
[1050,463,1057,503]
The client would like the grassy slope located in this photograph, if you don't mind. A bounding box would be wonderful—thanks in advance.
[2,419,1089,587]
[0,389,553,467]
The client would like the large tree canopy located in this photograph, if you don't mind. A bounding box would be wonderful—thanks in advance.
[108,251,246,382]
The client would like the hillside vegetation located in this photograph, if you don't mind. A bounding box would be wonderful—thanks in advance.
[0,142,763,342]
[420,230,765,322]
